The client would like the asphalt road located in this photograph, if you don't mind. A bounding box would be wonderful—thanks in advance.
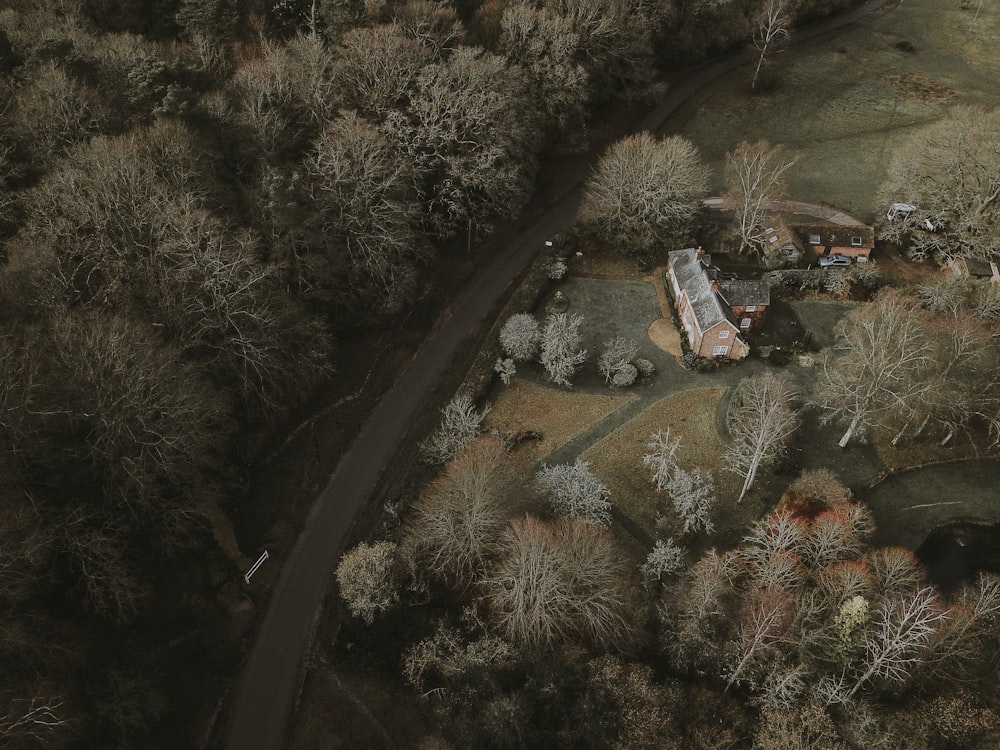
[223,2,897,747]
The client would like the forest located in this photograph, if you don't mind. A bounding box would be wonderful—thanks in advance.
[0,0,997,747]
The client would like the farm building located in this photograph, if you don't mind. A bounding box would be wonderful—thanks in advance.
[666,248,769,360]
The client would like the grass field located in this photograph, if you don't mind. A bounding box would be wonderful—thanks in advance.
[580,387,747,539]
[666,0,1000,222]
[484,378,637,465]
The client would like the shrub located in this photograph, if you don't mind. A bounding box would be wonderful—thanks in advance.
[634,358,656,378]
[336,541,400,624]
[499,313,541,361]
[420,393,490,464]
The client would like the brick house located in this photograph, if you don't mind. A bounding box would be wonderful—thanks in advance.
[666,248,769,360]
[791,224,875,261]
[718,279,770,334]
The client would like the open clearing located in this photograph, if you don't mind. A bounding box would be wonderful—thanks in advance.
[666,0,1000,222]
[485,379,636,464]
[580,387,743,536]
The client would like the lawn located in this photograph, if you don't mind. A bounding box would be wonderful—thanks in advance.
[580,387,748,542]
[484,378,637,465]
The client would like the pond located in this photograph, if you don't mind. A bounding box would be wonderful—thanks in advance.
[862,459,1000,590]
[916,521,1000,592]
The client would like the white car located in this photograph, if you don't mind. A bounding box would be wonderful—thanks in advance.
[818,254,851,268]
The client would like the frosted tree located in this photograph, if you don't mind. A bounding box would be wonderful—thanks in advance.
[598,337,639,386]
[642,429,681,492]
[643,429,714,534]
[336,541,400,624]
[540,313,587,387]
[667,466,716,535]
[640,538,686,586]
[724,372,799,503]
[493,357,516,385]
[499,312,541,361]
[536,458,611,526]
[420,393,490,464]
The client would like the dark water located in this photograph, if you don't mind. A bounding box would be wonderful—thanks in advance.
[916,521,1000,592]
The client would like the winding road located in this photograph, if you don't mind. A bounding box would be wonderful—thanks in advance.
[223,2,898,747]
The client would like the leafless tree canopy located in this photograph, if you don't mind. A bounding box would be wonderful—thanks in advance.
[725,372,799,503]
[724,140,797,253]
[483,515,639,649]
[581,132,709,255]
[812,292,933,448]
[876,105,1000,261]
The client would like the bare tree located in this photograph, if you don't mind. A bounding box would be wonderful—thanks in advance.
[580,132,709,255]
[393,0,465,58]
[500,3,588,141]
[725,585,796,690]
[336,541,401,623]
[864,547,925,597]
[876,105,1000,261]
[304,112,423,309]
[540,313,587,387]
[483,515,639,649]
[402,621,515,692]
[499,312,541,361]
[404,437,513,589]
[539,0,661,100]
[643,428,715,533]
[39,313,229,532]
[332,24,431,121]
[536,458,611,526]
[834,587,950,702]
[665,466,716,535]
[0,694,68,746]
[384,46,540,235]
[724,140,797,253]
[888,312,997,448]
[751,0,792,90]
[812,293,933,448]
[643,429,681,492]
[420,393,491,465]
[725,372,799,503]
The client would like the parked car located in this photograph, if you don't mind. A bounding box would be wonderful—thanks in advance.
[818,254,851,268]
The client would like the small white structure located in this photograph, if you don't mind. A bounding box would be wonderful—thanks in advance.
[887,202,917,221]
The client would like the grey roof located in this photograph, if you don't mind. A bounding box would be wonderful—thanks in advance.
[962,258,995,277]
[718,279,770,307]
[668,248,729,331]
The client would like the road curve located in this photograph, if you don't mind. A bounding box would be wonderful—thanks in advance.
[223,2,897,747]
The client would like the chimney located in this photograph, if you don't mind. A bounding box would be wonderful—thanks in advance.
[695,246,703,260]
[710,279,719,292]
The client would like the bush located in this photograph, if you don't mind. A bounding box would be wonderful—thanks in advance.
[634,358,655,378]
[611,363,638,387]
[336,541,400,624]
[420,393,490,464]
[499,313,541,361]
